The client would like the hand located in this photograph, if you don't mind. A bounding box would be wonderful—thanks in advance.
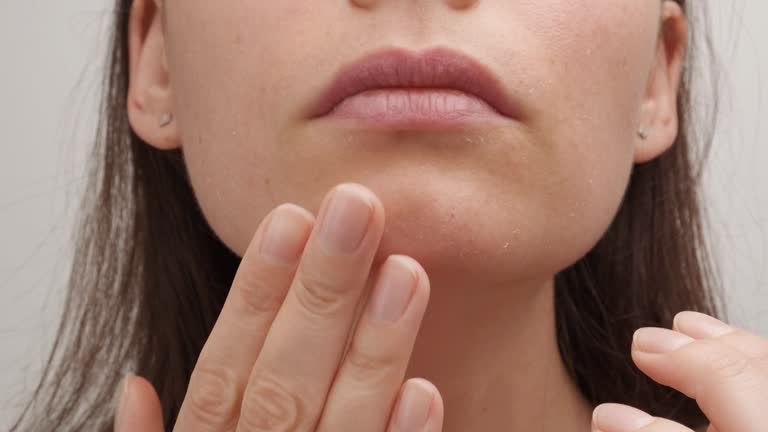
[591,311,768,432]
[113,183,444,431]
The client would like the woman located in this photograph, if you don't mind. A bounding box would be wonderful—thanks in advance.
[10,0,767,431]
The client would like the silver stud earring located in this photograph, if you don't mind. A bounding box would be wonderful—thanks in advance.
[637,124,649,140]
[159,112,173,127]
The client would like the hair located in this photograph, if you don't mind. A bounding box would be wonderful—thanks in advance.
[10,0,724,430]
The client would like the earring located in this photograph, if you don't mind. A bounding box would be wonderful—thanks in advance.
[637,124,649,140]
[159,112,173,127]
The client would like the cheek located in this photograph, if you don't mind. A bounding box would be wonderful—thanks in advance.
[543,7,657,166]
[529,1,657,132]
[164,1,338,254]
[501,1,657,271]
[165,0,336,132]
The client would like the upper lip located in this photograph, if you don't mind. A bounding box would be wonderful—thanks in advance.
[307,46,518,119]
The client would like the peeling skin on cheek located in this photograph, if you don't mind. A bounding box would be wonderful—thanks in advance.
[501,227,523,251]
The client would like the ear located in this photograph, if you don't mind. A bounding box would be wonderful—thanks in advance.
[634,1,687,164]
[127,0,180,150]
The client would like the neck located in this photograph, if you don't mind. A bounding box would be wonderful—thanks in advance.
[405,275,594,431]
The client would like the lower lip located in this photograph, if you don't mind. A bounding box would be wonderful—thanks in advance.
[320,89,508,129]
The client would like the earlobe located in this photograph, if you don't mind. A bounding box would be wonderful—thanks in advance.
[633,1,687,164]
[126,0,180,150]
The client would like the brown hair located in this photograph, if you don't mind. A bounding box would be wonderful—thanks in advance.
[10,0,724,430]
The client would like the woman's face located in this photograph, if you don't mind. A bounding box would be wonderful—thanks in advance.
[128,0,685,286]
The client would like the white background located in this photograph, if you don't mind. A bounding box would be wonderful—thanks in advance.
[1,1,766,427]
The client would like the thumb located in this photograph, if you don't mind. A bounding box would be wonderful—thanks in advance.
[114,373,165,432]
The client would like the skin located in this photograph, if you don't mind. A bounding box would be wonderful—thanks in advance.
[116,0,768,431]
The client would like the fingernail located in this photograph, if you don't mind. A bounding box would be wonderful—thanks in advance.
[260,204,313,266]
[674,311,734,338]
[318,184,373,255]
[114,374,133,431]
[632,327,694,354]
[592,403,655,432]
[367,256,417,323]
[394,379,434,431]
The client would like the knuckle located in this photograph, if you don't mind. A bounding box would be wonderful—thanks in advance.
[239,374,304,431]
[751,352,768,371]
[720,328,750,339]
[714,328,754,348]
[236,268,285,315]
[344,342,399,383]
[709,350,750,379]
[294,271,348,318]
[689,339,752,381]
[186,366,241,427]
[679,339,760,399]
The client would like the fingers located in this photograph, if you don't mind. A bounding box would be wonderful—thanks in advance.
[314,255,434,431]
[387,379,444,432]
[237,183,385,431]
[632,312,768,432]
[115,374,164,432]
[592,403,694,432]
[673,311,768,359]
[174,204,314,431]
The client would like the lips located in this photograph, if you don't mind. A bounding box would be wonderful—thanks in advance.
[307,46,519,121]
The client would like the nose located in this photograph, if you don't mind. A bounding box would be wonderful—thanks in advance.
[350,0,478,10]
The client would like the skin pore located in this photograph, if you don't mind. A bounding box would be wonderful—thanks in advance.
[126,0,687,430]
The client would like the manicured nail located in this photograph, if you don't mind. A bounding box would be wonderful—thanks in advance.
[592,403,655,432]
[674,311,734,338]
[114,374,133,431]
[367,255,417,323]
[260,204,313,266]
[318,184,373,255]
[394,379,434,431]
[633,327,695,354]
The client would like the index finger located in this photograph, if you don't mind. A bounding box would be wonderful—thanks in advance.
[174,203,314,431]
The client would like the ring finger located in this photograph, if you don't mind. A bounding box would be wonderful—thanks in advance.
[315,255,437,431]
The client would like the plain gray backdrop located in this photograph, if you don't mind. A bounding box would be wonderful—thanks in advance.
[1,1,766,427]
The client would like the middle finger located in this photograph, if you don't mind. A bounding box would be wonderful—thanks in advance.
[237,183,385,431]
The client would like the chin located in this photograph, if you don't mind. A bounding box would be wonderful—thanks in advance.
[365,186,592,290]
